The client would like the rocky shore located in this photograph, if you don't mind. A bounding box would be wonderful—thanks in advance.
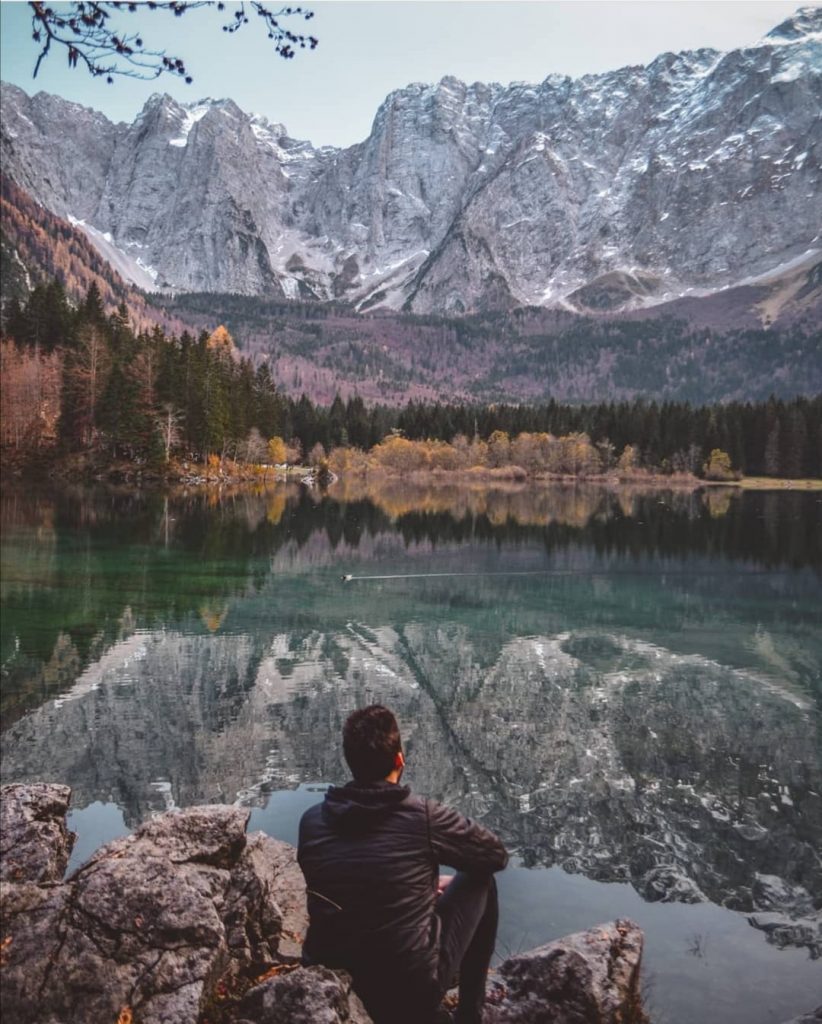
[1,784,651,1024]
[1,784,818,1024]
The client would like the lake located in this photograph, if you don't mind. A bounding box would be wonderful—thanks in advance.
[1,481,820,1023]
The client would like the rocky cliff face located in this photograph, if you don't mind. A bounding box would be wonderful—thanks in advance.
[1,8,820,312]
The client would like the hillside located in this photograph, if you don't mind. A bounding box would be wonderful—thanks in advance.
[151,286,822,405]
[0,176,189,336]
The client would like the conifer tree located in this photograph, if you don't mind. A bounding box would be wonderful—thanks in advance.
[82,282,106,325]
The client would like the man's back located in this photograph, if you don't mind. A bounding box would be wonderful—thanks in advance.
[298,780,439,976]
[298,778,507,1020]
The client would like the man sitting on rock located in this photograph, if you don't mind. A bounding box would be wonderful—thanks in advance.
[298,704,508,1024]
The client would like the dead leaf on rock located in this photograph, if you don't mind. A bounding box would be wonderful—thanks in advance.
[0,935,12,966]
[254,962,300,984]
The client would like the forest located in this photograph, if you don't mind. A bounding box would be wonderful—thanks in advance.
[154,286,822,406]
[1,280,820,480]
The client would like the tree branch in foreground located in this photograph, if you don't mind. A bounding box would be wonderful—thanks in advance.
[29,1,317,84]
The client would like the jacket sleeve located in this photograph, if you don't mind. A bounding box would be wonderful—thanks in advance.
[426,799,509,874]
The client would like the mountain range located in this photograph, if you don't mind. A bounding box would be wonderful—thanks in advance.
[1,6,821,319]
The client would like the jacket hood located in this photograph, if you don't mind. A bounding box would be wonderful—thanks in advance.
[322,780,411,833]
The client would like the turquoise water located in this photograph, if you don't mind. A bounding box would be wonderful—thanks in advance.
[2,483,821,1022]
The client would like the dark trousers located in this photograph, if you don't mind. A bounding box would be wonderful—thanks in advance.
[324,873,499,1024]
[433,871,499,1024]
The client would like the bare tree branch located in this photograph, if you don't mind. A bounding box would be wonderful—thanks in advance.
[28,2,317,83]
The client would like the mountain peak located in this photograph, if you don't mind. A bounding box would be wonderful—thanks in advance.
[765,5,822,43]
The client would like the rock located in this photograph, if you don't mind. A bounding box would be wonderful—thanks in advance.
[0,782,75,883]
[0,880,72,1000]
[0,792,297,1024]
[1,784,648,1024]
[223,831,308,965]
[106,802,249,868]
[0,804,250,1024]
[239,965,371,1024]
[248,833,309,959]
[484,919,647,1024]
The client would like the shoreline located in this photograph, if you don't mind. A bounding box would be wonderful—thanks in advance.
[1,783,649,1024]
[1,450,818,493]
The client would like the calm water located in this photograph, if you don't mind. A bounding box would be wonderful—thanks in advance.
[1,482,821,1023]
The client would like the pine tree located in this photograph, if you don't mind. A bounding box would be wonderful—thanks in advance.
[81,281,106,326]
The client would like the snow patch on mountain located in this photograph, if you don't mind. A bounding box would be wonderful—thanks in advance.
[68,216,159,290]
[168,102,212,147]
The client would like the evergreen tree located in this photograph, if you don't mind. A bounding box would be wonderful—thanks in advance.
[81,281,106,326]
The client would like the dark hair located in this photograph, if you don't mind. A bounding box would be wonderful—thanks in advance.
[343,705,402,782]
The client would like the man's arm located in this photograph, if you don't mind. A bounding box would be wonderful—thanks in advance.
[426,799,509,874]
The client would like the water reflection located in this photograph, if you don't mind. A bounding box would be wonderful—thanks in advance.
[2,483,821,974]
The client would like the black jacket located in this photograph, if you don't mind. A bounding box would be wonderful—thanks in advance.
[297,780,508,985]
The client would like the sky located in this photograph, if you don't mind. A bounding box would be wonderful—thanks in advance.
[0,1,818,147]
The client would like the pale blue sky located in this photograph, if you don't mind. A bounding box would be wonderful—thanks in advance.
[0,1,817,147]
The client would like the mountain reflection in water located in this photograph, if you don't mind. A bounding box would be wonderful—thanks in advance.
[1,482,821,1021]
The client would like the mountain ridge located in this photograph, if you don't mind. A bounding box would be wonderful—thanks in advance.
[1,6,820,316]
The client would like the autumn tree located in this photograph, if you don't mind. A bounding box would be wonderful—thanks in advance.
[487,430,511,468]
[0,341,62,450]
[308,441,327,467]
[617,444,640,477]
[242,426,267,463]
[371,435,429,473]
[702,448,736,481]
[267,435,287,464]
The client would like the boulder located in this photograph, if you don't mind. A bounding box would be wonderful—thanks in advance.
[0,793,296,1024]
[238,965,372,1024]
[484,920,647,1024]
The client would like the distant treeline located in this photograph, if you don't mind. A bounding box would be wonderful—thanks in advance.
[1,280,820,479]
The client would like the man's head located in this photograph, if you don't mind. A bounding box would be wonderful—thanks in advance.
[343,704,404,783]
